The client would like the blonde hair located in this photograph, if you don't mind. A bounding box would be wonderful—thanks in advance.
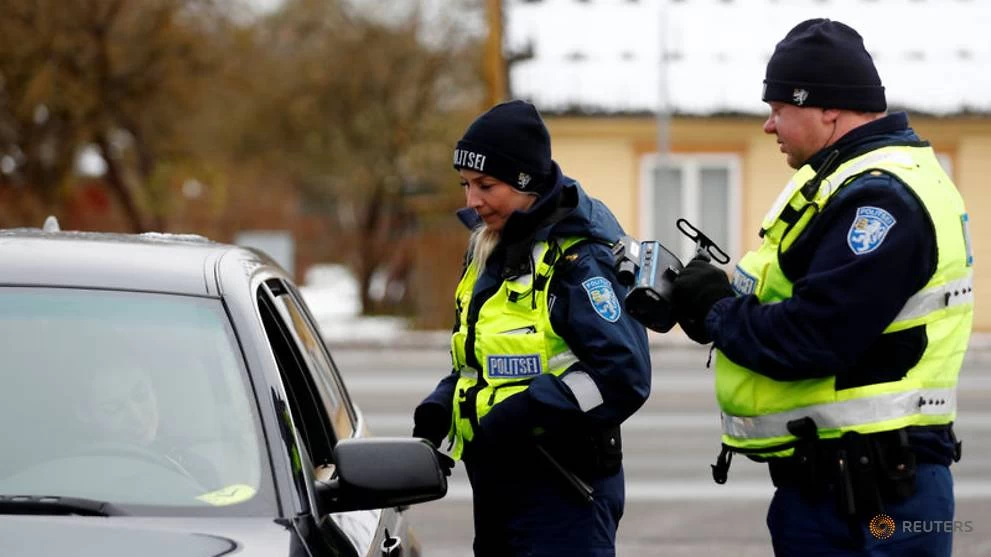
[464,189,539,270]
[468,225,500,271]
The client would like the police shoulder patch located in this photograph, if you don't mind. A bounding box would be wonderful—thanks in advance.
[847,206,897,255]
[582,276,621,322]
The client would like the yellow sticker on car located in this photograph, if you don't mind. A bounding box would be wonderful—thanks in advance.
[196,484,257,506]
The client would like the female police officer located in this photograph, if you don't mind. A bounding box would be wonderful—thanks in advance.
[412,100,651,557]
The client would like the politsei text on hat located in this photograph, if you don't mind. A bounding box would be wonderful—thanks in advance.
[453,149,487,172]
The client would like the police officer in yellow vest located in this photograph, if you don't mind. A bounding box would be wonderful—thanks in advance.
[669,20,972,556]
[413,100,651,557]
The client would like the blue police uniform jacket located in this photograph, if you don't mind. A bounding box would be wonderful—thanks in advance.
[705,112,958,464]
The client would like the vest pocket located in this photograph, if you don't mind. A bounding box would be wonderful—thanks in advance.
[451,330,468,370]
[479,382,531,422]
[471,331,547,426]
[476,331,548,383]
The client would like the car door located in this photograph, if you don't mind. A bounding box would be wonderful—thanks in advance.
[257,278,408,557]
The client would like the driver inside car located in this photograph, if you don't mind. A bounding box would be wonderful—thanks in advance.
[76,363,160,446]
[74,363,218,489]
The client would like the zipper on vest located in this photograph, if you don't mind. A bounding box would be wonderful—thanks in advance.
[461,278,502,432]
[465,280,500,371]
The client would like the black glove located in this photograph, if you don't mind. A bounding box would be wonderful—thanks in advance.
[434,450,456,477]
[672,257,734,344]
[412,401,451,449]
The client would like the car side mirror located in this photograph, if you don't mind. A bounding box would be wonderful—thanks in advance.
[316,437,448,513]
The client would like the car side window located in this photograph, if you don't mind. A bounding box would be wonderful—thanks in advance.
[257,283,335,469]
[274,284,357,440]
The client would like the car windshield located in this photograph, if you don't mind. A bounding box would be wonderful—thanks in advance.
[0,287,276,515]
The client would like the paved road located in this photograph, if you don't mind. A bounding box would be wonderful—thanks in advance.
[331,345,991,556]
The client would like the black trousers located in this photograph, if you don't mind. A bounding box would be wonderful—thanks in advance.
[464,442,625,557]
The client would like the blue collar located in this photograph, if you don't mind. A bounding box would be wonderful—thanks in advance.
[807,112,912,170]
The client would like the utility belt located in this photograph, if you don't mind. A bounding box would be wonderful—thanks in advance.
[764,420,960,520]
[462,424,623,482]
[539,425,624,481]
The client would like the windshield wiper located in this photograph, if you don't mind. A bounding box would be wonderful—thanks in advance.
[0,495,125,516]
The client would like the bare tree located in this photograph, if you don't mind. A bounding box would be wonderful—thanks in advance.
[0,0,488,320]
[239,0,485,313]
[0,0,233,231]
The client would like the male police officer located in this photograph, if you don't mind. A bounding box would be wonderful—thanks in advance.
[670,19,972,556]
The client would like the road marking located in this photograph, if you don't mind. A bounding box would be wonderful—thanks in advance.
[436,480,991,501]
[343,373,715,393]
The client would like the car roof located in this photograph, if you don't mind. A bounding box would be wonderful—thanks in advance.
[0,228,269,296]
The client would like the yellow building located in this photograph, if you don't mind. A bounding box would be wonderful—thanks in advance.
[505,0,991,329]
[545,116,991,329]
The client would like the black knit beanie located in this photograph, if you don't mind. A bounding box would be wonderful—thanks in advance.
[453,100,553,195]
[763,19,886,112]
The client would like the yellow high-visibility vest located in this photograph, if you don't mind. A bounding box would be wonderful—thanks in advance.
[448,237,585,460]
[717,145,973,458]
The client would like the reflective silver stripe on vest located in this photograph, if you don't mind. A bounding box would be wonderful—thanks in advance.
[561,370,604,412]
[819,150,915,198]
[508,273,533,288]
[721,388,955,441]
[893,274,974,323]
[548,350,578,371]
[459,367,478,380]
